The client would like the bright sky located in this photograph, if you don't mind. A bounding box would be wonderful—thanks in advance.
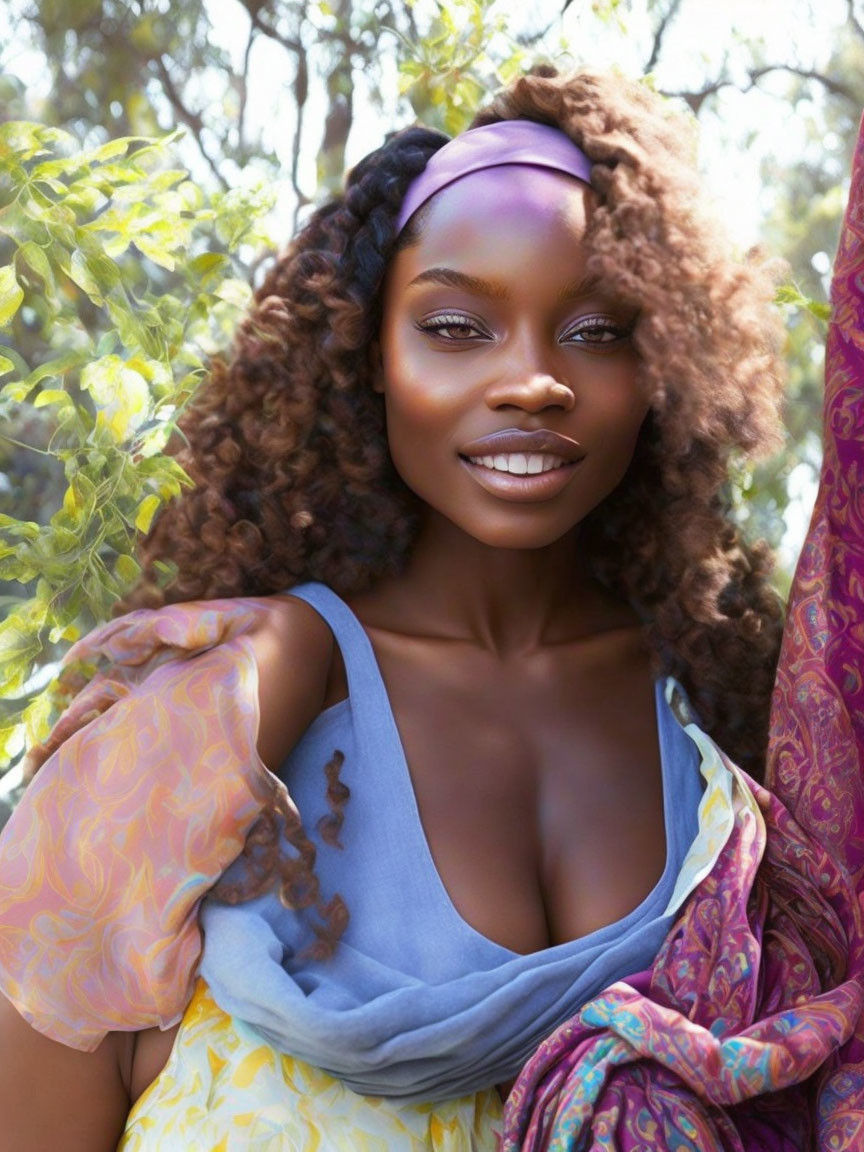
[8,0,850,245]
[200,0,850,248]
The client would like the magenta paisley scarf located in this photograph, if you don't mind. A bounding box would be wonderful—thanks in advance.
[500,114,864,1151]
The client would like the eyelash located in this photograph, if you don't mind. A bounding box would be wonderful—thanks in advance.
[561,317,632,346]
[415,312,632,346]
[415,313,490,341]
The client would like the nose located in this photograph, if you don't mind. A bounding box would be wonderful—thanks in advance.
[483,333,575,413]
[485,372,575,413]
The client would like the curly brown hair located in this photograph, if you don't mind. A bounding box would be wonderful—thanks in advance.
[120,68,787,937]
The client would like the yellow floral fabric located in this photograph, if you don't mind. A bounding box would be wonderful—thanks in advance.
[120,979,503,1151]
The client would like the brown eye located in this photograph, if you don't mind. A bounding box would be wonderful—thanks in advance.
[561,317,631,347]
[416,313,490,342]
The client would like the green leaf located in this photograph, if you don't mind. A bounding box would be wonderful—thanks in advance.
[96,330,118,356]
[776,282,831,323]
[176,180,203,211]
[807,299,832,322]
[0,345,31,379]
[74,136,143,168]
[0,603,48,696]
[0,118,285,772]
[0,121,57,161]
[0,381,33,404]
[65,185,107,215]
[32,388,73,410]
[214,278,252,307]
[103,235,130,259]
[67,250,103,300]
[32,174,69,196]
[114,553,142,586]
[497,51,526,84]
[189,252,229,285]
[0,266,24,327]
[134,493,162,534]
[105,297,160,357]
[25,352,87,388]
[16,241,54,288]
[80,355,151,442]
[62,469,97,513]
[0,514,41,540]
[135,236,175,270]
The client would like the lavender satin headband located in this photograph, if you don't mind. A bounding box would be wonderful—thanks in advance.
[396,119,593,233]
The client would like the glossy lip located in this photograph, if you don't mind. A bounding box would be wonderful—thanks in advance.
[460,455,583,502]
[459,427,585,461]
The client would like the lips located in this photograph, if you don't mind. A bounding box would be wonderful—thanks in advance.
[459,427,585,462]
[459,454,582,502]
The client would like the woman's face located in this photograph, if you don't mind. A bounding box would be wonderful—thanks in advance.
[375,166,648,550]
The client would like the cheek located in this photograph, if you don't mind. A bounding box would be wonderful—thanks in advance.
[585,382,649,485]
[380,374,442,489]
[381,345,468,454]
[620,394,651,444]
[613,404,649,468]
[380,369,477,511]
[385,380,444,445]
[586,368,648,440]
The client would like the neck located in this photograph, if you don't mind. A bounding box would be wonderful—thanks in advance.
[363,510,634,656]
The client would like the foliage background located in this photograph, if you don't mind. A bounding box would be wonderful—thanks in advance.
[1,0,863,818]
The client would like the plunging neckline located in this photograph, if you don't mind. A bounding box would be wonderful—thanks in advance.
[289,583,679,960]
[198,583,711,1098]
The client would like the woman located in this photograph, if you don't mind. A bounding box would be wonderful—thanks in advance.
[0,67,859,1150]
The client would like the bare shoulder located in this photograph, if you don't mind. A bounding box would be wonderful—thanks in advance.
[0,990,128,1152]
[244,592,335,771]
[245,591,335,674]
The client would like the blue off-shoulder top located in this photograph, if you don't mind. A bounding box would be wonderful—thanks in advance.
[200,582,710,1101]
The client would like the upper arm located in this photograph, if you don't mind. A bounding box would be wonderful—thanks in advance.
[246,594,335,772]
[0,990,129,1152]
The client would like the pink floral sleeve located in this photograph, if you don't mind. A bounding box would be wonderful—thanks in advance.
[0,596,286,1051]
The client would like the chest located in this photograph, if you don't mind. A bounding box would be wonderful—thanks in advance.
[322,627,667,955]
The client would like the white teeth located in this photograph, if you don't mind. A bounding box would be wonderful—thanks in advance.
[467,453,567,474]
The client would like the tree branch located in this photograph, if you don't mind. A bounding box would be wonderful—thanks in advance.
[645,0,684,74]
[517,13,565,46]
[153,55,229,189]
[667,63,860,116]
[401,0,419,46]
[291,46,310,233]
[237,23,256,153]
[244,6,302,56]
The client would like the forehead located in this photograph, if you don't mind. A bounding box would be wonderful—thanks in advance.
[390,167,595,287]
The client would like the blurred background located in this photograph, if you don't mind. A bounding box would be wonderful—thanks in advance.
[1,0,863,810]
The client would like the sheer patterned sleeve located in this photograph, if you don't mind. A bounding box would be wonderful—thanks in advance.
[0,596,287,1051]
[767,113,864,888]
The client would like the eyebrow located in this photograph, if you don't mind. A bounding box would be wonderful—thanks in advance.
[406,267,602,302]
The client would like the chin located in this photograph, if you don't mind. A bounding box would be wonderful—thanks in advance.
[454,515,582,552]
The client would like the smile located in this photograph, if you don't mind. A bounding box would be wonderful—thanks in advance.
[459,453,581,502]
[465,452,566,475]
